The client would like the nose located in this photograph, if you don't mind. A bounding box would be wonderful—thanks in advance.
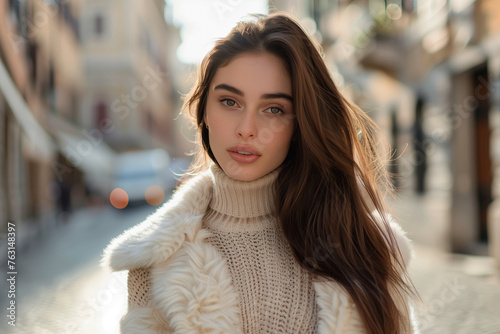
[236,111,257,139]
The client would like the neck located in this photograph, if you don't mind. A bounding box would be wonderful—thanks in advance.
[209,164,279,219]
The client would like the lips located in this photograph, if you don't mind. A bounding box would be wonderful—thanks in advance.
[228,145,261,164]
[228,145,261,156]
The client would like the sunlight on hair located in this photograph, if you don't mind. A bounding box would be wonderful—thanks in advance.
[110,188,129,209]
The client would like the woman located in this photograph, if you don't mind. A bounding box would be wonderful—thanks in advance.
[103,13,419,334]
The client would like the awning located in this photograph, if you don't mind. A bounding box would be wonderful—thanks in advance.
[338,64,407,106]
[56,131,116,175]
[448,34,500,74]
[0,57,55,160]
[54,130,116,194]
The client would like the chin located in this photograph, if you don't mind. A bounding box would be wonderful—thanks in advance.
[221,163,259,181]
[229,171,258,182]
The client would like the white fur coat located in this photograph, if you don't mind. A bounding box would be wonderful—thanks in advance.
[102,168,418,333]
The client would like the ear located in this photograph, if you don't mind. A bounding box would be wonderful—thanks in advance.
[203,112,209,129]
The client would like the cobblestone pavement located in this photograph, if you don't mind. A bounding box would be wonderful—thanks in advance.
[410,245,500,334]
[0,204,156,334]
[1,190,499,333]
[392,189,500,333]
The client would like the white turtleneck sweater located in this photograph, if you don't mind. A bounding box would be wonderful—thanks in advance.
[127,165,318,333]
[202,165,318,333]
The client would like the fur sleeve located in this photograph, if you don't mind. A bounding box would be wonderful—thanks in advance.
[387,215,414,269]
[371,210,415,271]
[121,269,172,333]
[120,307,172,334]
[314,280,367,334]
[101,170,214,272]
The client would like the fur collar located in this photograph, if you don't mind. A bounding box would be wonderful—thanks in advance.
[102,168,415,334]
[103,169,214,271]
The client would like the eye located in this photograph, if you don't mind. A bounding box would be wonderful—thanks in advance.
[221,99,238,107]
[265,106,285,115]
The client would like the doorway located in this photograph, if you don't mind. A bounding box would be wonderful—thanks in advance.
[473,64,493,242]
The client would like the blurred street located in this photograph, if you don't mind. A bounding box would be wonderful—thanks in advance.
[0,203,157,334]
[392,190,500,333]
[0,190,498,334]
[2,0,500,333]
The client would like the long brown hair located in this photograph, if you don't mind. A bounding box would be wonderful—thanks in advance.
[183,12,415,334]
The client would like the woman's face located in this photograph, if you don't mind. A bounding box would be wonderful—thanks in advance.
[205,52,294,181]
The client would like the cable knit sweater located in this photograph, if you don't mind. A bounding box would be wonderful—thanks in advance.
[102,164,420,333]
[203,165,318,333]
[127,165,318,333]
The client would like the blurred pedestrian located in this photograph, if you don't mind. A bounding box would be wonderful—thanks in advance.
[103,12,419,334]
[55,177,72,224]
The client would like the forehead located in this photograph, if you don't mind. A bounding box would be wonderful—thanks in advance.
[211,52,292,95]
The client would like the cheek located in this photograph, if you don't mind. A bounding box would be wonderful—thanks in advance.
[208,117,227,140]
[268,116,293,133]
[206,107,220,133]
[207,112,231,151]
[206,101,230,125]
[274,123,294,153]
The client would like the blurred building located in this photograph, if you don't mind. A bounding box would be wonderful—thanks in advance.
[30,0,91,211]
[0,0,181,249]
[356,0,499,256]
[0,0,81,241]
[79,0,177,156]
[275,0,500,258]
[270,0,309,17]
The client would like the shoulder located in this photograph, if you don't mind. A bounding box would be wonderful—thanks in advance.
[101,169,214,272]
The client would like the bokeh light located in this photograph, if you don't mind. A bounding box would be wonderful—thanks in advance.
[386,3,402,20]
[110,188,129,209]
[145,185,165,206]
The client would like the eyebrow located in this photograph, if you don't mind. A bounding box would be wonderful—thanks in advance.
[214,83,293,102]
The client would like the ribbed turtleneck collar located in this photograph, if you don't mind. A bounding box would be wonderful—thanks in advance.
[209,164,279,218]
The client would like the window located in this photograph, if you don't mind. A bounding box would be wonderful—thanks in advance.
[58,2,80,40]
[94,13,104,36]
[8,0,26,35]
[27,40,37,86]
[70,93,79,123]
[95,101,107,130]
[48,64,56,113]
[402,0,415,13]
